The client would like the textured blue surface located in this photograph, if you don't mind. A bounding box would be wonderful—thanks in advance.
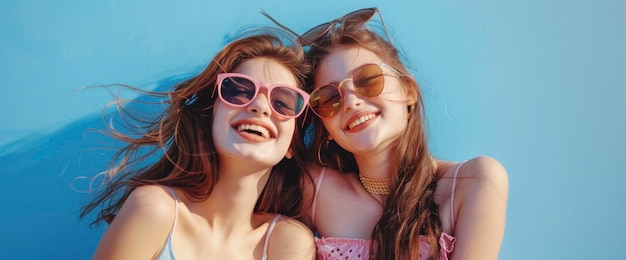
[1,1,625,259]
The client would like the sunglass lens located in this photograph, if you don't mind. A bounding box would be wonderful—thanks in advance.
[221,76,256,105]
[270,87,306,117]
[300,22,332,46]
[343,8,376,25]
[300,8,377,46]
[310,85,341,118]
[354,64,384,97]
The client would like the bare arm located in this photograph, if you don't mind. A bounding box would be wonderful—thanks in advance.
[268,217,316,260]
[450,156,509,260]
[93,185,176,260]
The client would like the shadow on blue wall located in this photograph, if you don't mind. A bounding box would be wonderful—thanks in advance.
[0,72,199,259]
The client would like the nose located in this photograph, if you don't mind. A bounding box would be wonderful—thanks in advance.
[339,80,363,112]
[247,87,272,117]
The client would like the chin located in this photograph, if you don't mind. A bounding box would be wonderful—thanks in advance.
[234,150,284,165]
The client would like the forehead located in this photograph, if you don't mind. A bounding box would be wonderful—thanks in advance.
[232,58,297,85]
[315,47,383,85]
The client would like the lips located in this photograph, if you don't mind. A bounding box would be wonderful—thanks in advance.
[234,123,275,139]
[346,113,377,130]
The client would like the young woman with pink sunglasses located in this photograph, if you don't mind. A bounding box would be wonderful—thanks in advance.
[81,29,315,260]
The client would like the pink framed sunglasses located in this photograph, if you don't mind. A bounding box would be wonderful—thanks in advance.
[215,73,310,118]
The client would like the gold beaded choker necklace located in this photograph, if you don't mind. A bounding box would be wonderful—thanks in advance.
[359,175,392,195]
[359,156,438,195]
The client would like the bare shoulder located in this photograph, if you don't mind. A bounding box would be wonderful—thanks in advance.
[93,185,178,259]
[122,185,179,218]
[302,163,354,196]
[302,163,323,193]
[303,163,344,180]
[459,156,509,195]
[268,216,315,259]
[107,184,178,224]
[274,216,315,237]
[301,163,357,230]
[446,157,509,259]
[303,163,323,180]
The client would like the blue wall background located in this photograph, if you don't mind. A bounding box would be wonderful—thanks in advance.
[1,0,625,259]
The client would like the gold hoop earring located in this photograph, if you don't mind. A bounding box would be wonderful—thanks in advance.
[317,140,331,166]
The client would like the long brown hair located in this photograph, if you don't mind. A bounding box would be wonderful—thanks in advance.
[304,22,441,259]
[80,28,311,226]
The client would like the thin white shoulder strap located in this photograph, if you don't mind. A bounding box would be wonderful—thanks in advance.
[163,186,179,236]
[449,162,464,230]
[262,214,282,260]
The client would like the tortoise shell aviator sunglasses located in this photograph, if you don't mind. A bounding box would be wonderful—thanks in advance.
[261,7,391,46]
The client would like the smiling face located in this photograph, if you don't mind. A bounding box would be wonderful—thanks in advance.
[314,47,412,156]
[212,58,298,167]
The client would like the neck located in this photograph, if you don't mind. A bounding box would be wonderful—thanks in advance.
[352,149,394,195]
[353,149,394,179]
[202,165,272,229]
[353,148,438,196]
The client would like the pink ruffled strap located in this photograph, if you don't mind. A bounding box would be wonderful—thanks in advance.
[438,233,457,259]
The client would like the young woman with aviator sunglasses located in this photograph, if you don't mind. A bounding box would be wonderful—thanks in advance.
[80,28,315,260]
[267,7,509,260]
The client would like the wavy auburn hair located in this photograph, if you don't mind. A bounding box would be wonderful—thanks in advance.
[304,22,441,259]
[81,28,311,226]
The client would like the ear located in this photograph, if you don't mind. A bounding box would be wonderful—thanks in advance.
[405,90,417,115]
[404,79,418,105]
[405,91,417,105]
[285,148,293,159]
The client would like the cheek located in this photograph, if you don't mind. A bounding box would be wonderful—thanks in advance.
[212,104,227,127]
[383,82,410,100]
[211,114,225,151]
[321,118,341,136]
[283,121,296,139]
[211,102,234,142]
[276,120,297,151]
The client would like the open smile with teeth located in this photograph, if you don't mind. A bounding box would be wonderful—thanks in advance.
[347,113,377,130]
[236,124,273,139]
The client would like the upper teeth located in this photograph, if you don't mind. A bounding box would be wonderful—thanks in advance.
[238,124,270,138]
[348,114,376,130]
